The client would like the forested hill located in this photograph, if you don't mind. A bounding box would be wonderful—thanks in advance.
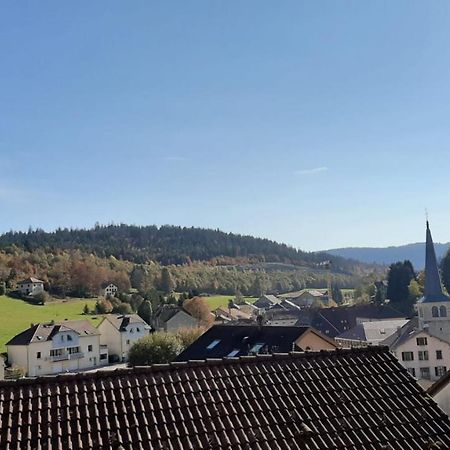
[0,224,366,273]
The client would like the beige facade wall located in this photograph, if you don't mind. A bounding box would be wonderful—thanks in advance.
[166,311,198,333]
[418,302,450,337]
[296,331,337,351]
[434,384,450,417]
[18,282,44,296]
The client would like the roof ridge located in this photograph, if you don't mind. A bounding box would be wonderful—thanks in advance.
[0,346,389,388]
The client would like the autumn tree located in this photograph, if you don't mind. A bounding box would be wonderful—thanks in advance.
[183,297,213,326]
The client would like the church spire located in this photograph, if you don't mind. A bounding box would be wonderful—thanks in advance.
[423,221,449,302]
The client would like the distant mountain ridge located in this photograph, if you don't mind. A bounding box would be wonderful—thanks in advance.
[326,242,450,270]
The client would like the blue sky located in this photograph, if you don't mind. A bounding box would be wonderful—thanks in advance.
[1,1,450,251]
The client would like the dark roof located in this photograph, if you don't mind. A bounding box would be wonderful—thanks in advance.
[1,347,450,449]
[420,221,450,303]
[428,369,450,397]
[309,304,406,338]
[6,320,99,346]
[176,325,326,361]
[102,314,150,331]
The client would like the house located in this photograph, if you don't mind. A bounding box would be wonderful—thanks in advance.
[253,294,280,309]
[383,318,450,382]
[428,369,450,417]
[6,320,107,377]
[1,347,450,449]
[213,306,253,322]
[17,277,44,296]
[417,221,450,338]
[103,283,118,298]
[0,356,4,380]
[152,305,198,332]
[176,324,337,361]
[234,300,259,316]
[335,318,409,347]
[309,303,406,338]
[97,314,151,362]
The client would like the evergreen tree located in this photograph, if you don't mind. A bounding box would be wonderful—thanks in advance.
[138,300,153,325]
[160,268,174,294]
[441,250,450,294]
[386,260,416,314]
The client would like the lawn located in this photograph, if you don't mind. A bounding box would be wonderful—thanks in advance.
[0,295,99,353]
[204,295,257,310]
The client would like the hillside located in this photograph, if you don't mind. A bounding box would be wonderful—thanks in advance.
[326,242,450,269]
[0,224,369,274]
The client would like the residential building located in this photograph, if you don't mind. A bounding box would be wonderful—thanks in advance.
[383,318,450,382]
[253,294,280,309]
[233,300,259,317]
[17,277,44,296]
[335,318,409,347]
[213,305,252,322]
[97,314,151,362]
[428,370,450,417]
[103,283,118,298]
[0,356,4,380]
[309,303,406,338]
[6,320,106,377]
[1,347,450,449]
[417,221,450,337]
[176,324,337,361]
[152,305,198,332]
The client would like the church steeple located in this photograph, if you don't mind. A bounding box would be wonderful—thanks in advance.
[422,221,450,303]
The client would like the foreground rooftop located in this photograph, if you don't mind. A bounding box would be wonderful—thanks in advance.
[0,347,449,449]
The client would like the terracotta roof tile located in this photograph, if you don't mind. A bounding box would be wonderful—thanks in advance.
[1,347,450,449]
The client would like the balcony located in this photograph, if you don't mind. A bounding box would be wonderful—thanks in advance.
[50,354,69,362]
[68,352,84,360]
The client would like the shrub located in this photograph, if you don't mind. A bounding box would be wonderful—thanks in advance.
[112,302,133,315]
[34,291,50,305]
[175,327,206,349]
[128,333,183,366]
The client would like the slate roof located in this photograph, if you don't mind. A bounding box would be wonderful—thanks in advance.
[6,320,99,346]
[102,314,150,332]
[336,319,409,345]
[1,347,450,450]
[309,304,406,338]
[176,325,333,361]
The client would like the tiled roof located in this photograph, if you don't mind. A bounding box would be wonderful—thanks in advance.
[102,314,150,331]
[17,277,44,284]
[1,347,450,449]
[6,320,99,346]
[176,325,314,360]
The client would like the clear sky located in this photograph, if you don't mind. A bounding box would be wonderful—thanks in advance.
[1,1,450,251]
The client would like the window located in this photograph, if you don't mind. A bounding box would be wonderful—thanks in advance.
[432,306,439,317]
[67,335,73,341]
[36,352,41,359]
[436,350,443,360]
[227,349,240,357]
[126,340,130,345]
[249,343,265,354]
[100,354,107,360]
[420,367,431,379]
[418,351,429,361]
[435,366,447,377]
[402,352,414,361]
[50,349,64,357]
[206,339,221,350]
[67,346,80,355]
[440,306,447,317]
[407,368,416,377]
[88,345,93,352]
[137,327,141,332]
[416,337,428,346]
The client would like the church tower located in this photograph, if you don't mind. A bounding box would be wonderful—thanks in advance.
[417,221,450,336]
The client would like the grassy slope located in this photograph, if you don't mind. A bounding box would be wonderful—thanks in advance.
[0,296,98,352]
[204,295,257,310]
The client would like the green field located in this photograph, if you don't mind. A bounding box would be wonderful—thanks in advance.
[204,295,257,310]
[0,296,99,353]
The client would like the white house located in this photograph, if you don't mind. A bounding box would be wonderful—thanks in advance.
[17,277,44,296]
[0,355,4,380]
[6,320,107,377]
[383,319,450,382]
[97,314,151,362]
[103,283,118,298]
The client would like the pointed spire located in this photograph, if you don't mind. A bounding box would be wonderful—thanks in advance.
[423,221,449,302]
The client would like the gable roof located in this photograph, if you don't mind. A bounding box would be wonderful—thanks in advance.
[6,320,99,346]
[253,294,280,307]
[336,319,409,344]
[101,314,150,331]
[310,304,406,338]
[1,347,450,449]
[153,305,188,324]
[17,277,44,284]
[176,325,331,361]
[382,318,450,349]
